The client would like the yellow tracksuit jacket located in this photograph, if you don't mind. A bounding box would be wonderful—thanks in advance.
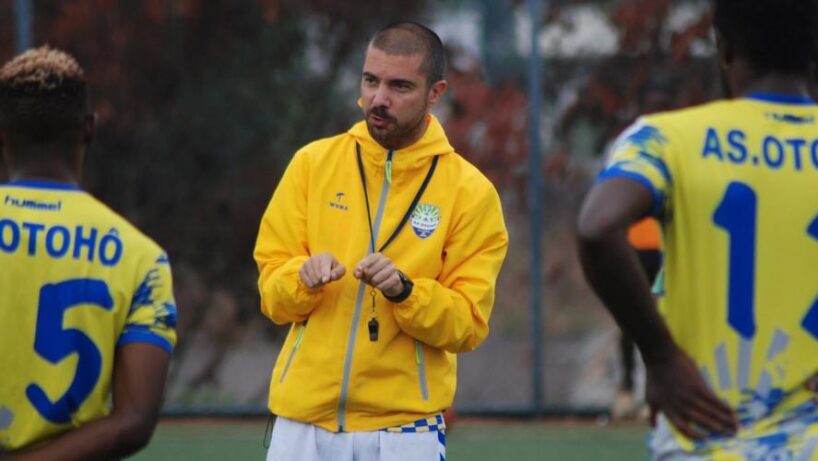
[254,114,508,432]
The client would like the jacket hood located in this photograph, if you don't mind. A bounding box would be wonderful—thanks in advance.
[347,114,455,170]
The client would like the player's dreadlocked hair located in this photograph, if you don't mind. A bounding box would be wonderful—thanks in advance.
[713,0,818,75]
[370,22,446,86]
[0,46,89,141]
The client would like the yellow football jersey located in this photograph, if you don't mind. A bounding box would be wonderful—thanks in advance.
[0,180,177,452]
[603,93,818,459]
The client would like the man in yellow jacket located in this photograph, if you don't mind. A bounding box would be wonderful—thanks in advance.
[254,21,508,461]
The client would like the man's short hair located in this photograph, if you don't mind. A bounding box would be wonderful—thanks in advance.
[370,22,446,86]
[0,46,89,141]
[713,0,818,75]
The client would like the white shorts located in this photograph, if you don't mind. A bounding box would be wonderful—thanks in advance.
[266,416,446,461]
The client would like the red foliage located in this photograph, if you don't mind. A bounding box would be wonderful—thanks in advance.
[445,65,528,199]
[614,0,670,54]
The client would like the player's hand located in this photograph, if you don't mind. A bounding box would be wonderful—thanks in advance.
[299,252,345,289]
[353,253,403,298]
[645,347,738,441]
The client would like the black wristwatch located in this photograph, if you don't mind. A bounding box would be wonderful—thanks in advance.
[384,271,413,303]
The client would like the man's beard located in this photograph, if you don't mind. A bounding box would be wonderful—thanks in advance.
[365,106,427,150]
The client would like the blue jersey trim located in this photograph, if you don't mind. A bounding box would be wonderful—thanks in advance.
[3,179,82,191]
[746,92,816,105]
[117,331,174,355]
[637,151,672,184]
[597,169,663,217]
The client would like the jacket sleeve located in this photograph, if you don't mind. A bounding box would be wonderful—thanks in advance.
[254,149,323,325]
[392,184,509,353]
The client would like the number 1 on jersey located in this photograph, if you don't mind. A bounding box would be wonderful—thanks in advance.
[713,182,757,340]
[802,216,818,339]
[714,181,818,341]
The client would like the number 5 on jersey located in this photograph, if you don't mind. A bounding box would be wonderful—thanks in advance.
[26,279,114,424]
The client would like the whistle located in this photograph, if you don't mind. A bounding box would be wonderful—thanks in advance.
[368,317,379,341]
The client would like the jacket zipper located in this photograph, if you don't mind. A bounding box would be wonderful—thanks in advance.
[415,341,429,401]
[279,321,306,383]
[337,149,394,431]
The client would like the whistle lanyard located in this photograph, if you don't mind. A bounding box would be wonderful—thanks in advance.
[355,142,438,340]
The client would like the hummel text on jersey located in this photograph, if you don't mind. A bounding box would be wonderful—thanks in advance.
[4,194,62,212]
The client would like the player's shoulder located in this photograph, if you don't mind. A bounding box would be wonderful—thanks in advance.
[639,99,739,131]
[612,100,737,154]
[77,194,168,260]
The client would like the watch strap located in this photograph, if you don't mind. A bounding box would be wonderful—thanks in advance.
[384,271,413,303]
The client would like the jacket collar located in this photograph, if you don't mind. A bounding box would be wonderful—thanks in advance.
[347,114,454,170]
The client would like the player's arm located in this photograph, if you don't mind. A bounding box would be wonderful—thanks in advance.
[254,149,326,325]
[577,177,737,439]
[358,185,508,353]
[6,343,169,461]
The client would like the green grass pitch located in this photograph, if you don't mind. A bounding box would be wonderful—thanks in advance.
[130,418,649,460]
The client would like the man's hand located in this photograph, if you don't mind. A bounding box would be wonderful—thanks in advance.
[646,348,738,440]
[353,253,403,298]
[300,252,346,289]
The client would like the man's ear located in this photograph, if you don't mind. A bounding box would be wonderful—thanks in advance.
[82,113,97,145]
[427,79,448,108]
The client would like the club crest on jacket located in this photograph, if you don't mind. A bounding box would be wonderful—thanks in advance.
[411,204,440,239]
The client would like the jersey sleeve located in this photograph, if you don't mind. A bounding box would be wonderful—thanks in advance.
[117,253,178,355]
[599,117,674,217]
